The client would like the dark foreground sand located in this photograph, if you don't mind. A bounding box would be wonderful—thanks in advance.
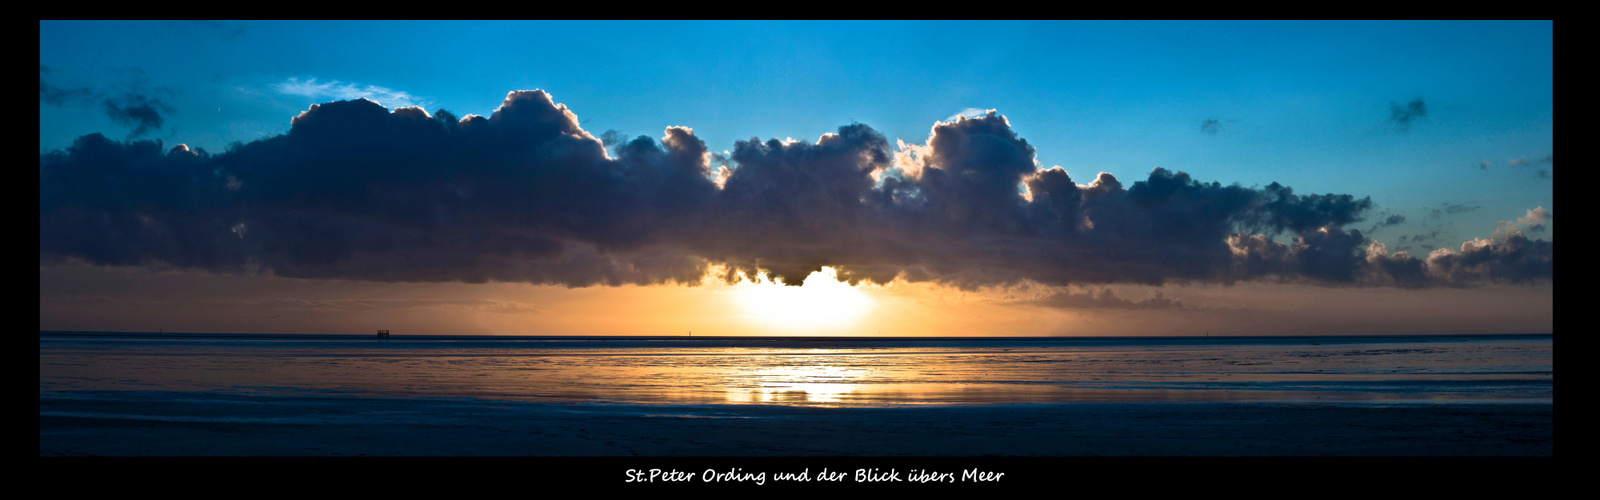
[39,391,1550,456]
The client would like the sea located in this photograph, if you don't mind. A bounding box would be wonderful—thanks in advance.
[39,332,1552,407]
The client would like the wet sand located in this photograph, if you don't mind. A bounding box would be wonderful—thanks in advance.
[39,391,1552,456]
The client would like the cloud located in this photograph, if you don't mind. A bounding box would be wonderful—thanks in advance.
[1509,155,1552,168]
[273,77,425,108]
[1388,97,1427,131]
[1398,227,1444,246]
[1023,287,1188,310]
[947,280,1201,311]
[599,129,628,147]
[1512,155,1553,179]
[40,66,175,138]
[1430,202,1480,219]
[39,66,94,105]
[103,94,174,137]
[39,295,540,315]
[1494,206,1550,238]
[1365,213,1406,234]
[39,90,1553,289]
[946,108,989,121]
[1519,207,1550,230]
[1365,208,1553,287]
[1422,234,1552,286]
[1362,207,1553,287]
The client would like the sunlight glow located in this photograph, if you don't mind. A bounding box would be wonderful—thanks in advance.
[731,267,875,332]
[725,362,867,405]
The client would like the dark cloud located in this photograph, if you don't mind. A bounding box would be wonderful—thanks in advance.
[1430,202,1480,219]
[103,94,174,137]
[599,129,628,147]
[1528,155,1552,178]
[40,66,175,138]
[1363,241,1431,288]
[39,66,95,105]
[39,91,1552,289]
[1398,227,1444,245]
[1388,97,1427,131]
[1248,182,1372,234]
[1292,226,1369,282]
[39,295,539,315]
[1365,213,1406,234]
[1024,288,1187,310]
[1422,234,1553,285]
[1369,208,1553,287]
[1360,207,1552,287]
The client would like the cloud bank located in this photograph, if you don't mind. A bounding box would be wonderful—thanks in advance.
[39,91,1553,288]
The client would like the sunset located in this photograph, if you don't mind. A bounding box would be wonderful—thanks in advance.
[41,21,1551,465]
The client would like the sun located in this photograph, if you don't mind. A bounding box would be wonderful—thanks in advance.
[731,267,875,332]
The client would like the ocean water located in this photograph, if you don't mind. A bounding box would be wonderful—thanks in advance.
[38,333,1552,407]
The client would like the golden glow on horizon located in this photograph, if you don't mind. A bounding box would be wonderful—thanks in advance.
[730,267,875,332]
[37,263,1553,338]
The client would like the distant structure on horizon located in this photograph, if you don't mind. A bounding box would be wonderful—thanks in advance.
[376,330,390,339]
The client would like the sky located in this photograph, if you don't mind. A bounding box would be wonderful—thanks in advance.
[39,20,1553,336]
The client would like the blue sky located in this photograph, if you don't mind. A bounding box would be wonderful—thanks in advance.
[39,20,1553,251]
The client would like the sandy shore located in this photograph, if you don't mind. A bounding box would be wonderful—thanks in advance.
[39,391,1551,456]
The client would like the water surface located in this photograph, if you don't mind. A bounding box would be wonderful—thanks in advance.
[39,333,1552,407]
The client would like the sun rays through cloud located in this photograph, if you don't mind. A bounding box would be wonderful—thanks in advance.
[728,267,876,332]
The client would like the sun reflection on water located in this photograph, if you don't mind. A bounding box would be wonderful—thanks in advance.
[723,357,871,405]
